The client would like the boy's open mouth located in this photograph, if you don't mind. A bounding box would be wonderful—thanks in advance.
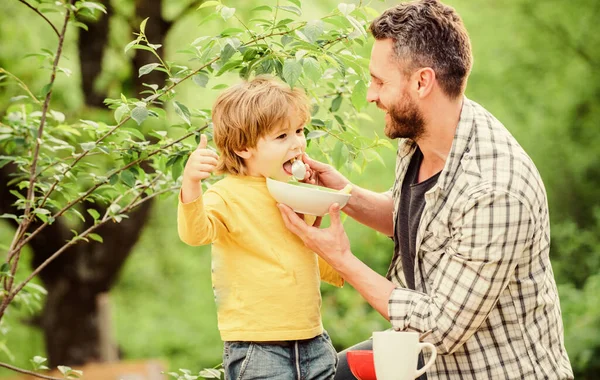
[282,156,301,176]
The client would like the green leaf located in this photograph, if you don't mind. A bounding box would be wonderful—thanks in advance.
[220,43,236,64]
[251,5,272,12]
[109,174,118,186]
[0,263,10,274]
[276,5,301,16]
[307,130,328,140]
[332,140,346,169]
[87,209,100,220]
[351,80,368,111]
[303,20,324,43]
[198,0,220,9]
[120,170,136,188]
[139,17,149,34]
[40,83,52,98]
[71,21,88,31]
[131,106,149,125]
[122,127,146,141]
[310,118,325,127]
[124,39,138,53]
[212,84,228,90]
[171,156,184,181]
[303,57,321,83]
[80,142,96,151]
[0,213,19,222]
[346,15,366,38]
[138,63,161,77]
[199,368,223,379]
[193,73,209,87]
[330,94,343,112]
[115,104,129,123]
[173,100,191,126]
[31,356,47,365]
[282,59,302,88]
[220,6,236,21]
[78,2,107,14]
[88,233,103,243]
[286,0,302,8]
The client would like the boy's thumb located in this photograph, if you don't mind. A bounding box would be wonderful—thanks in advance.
[197,134,208,150]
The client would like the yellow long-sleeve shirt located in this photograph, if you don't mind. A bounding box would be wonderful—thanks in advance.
[178,175,343,341]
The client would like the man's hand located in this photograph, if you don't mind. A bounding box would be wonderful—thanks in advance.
[278,202,352,268]
[181,134,219,203]
[303,153,351,191]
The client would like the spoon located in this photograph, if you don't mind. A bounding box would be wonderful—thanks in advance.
[290,158,306,180]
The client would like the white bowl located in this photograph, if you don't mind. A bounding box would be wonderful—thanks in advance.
[266,178,351,216]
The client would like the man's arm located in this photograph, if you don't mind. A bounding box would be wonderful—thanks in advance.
[279,203,396,319]
[343,187,394,236]
[279,190,533,355]
[387,191,533,354]
[303,154,394,236]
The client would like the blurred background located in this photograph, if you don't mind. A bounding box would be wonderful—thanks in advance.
[0,0,598,378]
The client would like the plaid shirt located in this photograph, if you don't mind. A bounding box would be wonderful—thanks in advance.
[387,98,573,379]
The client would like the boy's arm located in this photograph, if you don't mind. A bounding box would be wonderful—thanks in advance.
[177,134,224,246]
[177,189,230,246]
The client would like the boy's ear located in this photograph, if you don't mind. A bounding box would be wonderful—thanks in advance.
[234,148,252,159]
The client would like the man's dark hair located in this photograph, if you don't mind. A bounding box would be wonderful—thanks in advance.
[369,0,472,98]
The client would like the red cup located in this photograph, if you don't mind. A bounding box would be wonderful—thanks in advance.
[347,350,377,380]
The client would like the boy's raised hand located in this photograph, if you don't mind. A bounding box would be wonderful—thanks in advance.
[181,135,219,203]
[183,134,219,182]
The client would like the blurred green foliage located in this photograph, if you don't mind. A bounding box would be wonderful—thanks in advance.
[0,0,599,378]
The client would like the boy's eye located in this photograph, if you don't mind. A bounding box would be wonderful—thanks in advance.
[296,128,304,134]
[277,133,287,139]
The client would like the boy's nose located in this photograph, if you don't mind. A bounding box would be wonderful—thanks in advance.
[291,134,305,150]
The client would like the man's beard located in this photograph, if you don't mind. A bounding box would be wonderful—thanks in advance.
[384,93,425,141]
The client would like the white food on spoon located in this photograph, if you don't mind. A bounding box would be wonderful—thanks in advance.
[290,158,306,180]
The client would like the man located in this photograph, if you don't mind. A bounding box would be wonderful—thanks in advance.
[278,0,574,379]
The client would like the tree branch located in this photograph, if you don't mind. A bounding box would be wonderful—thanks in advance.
[17,0,60,38]
[7,184,178,307]
[7,124,208,262]
[4,0,73,303]
[0,361,62,380]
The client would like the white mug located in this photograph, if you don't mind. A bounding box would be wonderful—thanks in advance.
[372,331,437,380]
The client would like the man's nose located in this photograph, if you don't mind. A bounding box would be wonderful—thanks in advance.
[366,83,378,103]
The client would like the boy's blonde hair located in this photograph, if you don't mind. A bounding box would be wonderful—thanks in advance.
[211,76,311,175]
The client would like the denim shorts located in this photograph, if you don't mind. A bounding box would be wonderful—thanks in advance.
[223,331,338,380]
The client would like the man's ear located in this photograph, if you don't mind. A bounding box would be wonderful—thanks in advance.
[414,67,436,98]
[235,148,252,159]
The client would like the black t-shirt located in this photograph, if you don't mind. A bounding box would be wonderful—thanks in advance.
[394,147,441,290]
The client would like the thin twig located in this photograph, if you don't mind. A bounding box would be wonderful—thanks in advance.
[8,185,178,304]
[7,125,208,261]
[17,0,60,38]
[0,68,42,105]
[3,0,73,312]
[0,361,62,380]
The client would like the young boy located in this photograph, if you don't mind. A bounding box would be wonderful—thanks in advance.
[178,76,343,380]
